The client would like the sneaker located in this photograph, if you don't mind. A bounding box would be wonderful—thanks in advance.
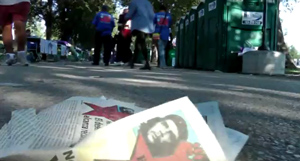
[113,62,121,66]
[17,51,29,66]
[130,62,134,69]
[140,64,151,70]
[5,53,17,66]
[140,62,151,70]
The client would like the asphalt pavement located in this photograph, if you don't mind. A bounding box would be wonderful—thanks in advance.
[0,62,300,160]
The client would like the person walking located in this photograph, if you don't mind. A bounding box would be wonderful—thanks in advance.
[116,8,132,65]
[126,0,155,70]
[153,5,172,68]
[92,5,115,66]
[0,0,31,66]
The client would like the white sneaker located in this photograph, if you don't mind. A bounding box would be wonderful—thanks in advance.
[17,51,29,66]
[5,53,17,66]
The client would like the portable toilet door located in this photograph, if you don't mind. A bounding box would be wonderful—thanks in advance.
[178,17,186,68]
[183,13,190,68]
[188,6,198,69]
[175,21,180,67]
[204,0,220,71]
[196,3,205,69]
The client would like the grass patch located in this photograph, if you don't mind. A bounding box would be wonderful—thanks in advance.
[286,68,300,74]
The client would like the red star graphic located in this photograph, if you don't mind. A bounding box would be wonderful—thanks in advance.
[83,102,131,121]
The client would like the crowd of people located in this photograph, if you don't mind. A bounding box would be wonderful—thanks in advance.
[0,0,173,70]
[92,0,173,70]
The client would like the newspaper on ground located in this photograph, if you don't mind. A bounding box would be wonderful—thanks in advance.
[0,96,248,161]
[196,102,249,161]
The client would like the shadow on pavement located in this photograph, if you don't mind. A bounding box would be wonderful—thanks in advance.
[0,63,300,160]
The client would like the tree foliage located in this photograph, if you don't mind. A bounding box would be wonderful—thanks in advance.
[29,0,116,49]
[120,0,203,30]
[289,46,300,59]
[27,0,294,55]
[28,0,202,44]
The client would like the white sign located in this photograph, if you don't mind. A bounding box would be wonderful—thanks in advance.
[190,14,195,22]
[185,19,189,26]
[242,11,263,25]
[228,0,274,3]
[208,0,217,11]
[199,9,205,18]
[267,0,275,3]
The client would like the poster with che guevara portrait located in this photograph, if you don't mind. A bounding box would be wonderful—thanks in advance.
[95,112,209,161]
[74,97,227,161]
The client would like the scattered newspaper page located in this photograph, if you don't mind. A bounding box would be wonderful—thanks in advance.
[0,96,248,161]
[0,96,145,161]
[196,102,249,161]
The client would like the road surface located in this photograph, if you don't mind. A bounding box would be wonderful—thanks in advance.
[0,62,300,160]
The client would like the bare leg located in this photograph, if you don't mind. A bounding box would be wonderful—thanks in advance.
[2,24,13,53]
[14,20,26,51]
[14,20,28,66]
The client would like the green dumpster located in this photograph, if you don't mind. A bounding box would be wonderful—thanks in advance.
[204,0,278,72]
[178,17,186,68]
[188,6,198,69]
[175,22,180,67]
[196,3,205,69]
[183,14,190,68]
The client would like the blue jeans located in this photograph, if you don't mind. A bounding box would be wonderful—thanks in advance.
[158,39,168,67]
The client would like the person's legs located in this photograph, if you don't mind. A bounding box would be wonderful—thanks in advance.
[103,35,112,66]
[2,24,13,53]
[131,31,150,69]
[152,40,159,66]
[123,36,132,63]
[0,4,16,66]
[0,4,13,53]
[130,31,140,68]
[12,2,30,66]
[14,21,27,52]
[158,39,168,68]
[116,34,123,63]
[2,23,17,66]
[93,31,102,65]
[137,32,150,70]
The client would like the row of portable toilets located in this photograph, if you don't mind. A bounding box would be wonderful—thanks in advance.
[175,0,278,73]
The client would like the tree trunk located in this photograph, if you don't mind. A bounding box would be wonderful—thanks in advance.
[276,1,297,69]
[45,0,53,40]
[58,1,72,41]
